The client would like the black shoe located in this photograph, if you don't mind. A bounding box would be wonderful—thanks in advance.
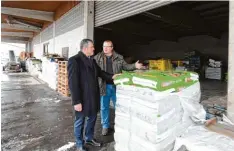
[85,139,102,147]
[76,146,87,151]
[102,128,114,136]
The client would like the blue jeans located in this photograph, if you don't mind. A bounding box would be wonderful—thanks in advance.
[74,112,97,148]
[101,84,116,129]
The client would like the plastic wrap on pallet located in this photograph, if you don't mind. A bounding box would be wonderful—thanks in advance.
[114,127,130,151]
[117,85,175,102]
[173,126,234,151]
[114,86,183,151]
[40,60,58,90]
[129,134,175,151]
[114,81,205,151]
[175,82,206,137]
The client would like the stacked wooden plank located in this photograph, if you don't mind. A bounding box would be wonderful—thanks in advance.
[58,61,70,97]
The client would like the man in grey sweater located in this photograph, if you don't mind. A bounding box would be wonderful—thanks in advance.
[94,40,143,136]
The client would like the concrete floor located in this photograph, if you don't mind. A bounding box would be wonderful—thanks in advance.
[1,73,115,151]
[1,72,227,151]
[200,79,227,108]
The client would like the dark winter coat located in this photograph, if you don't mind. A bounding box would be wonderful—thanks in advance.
[94,51,136,95]
[68,51,113,116]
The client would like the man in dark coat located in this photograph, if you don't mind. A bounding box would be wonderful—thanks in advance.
[68,39,117,151]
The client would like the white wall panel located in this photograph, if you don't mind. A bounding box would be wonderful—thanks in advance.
[55,2,84,37]
[55,26,85,58]
[33,44,43,59]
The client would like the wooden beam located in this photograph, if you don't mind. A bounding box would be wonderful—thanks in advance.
[1,23,41,32]
[1,31,33,38]
[1,37,28,44]
[1,7,54,21]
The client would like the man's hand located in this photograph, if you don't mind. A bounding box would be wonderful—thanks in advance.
[74,103,82,112]
[135,60,144,69]
[112,74,121,79]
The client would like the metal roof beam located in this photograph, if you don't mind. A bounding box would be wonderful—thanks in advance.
[1,32,33,38]
[1,7,54,21]
[1,37,28,44]
[192,2,228,11]
[200,7,228,16]
[204,14,229,20]
[1,23,41,32]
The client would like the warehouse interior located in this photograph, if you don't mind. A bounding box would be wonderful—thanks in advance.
[1,1,233,150]
[94,1,229,115]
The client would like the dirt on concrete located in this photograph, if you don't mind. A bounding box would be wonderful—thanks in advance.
[1,73,115,151]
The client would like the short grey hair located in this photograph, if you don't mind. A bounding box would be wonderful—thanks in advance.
[80,39,93,50]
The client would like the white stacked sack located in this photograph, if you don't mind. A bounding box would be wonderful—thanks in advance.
[114,82,205,151]
[115,86,182,151]
[175,82,206,137]
[26,59,42,76]
[40,57,58,90]
[208,59,222,68]
[47,62,58,90]
[205,67,222,80]
[206,59,222,80]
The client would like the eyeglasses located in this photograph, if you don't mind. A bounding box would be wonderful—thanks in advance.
[103,46,113,48]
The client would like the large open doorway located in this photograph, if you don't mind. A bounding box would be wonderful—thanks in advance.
[94,1,229,117]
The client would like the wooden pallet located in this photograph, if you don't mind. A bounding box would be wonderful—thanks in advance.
[58,77,68,81]
[58,89,70,97]
[59,68,68,74]
[58,72,68,77]
[58,61,68,65]
[59,64,67,69]
[58,81,68,86]
[58,76,68,82]
[57,84,70,97]
[57,85,69,90]
[57,61,69,97]
[58,82,69,88]
[58,78,68,85]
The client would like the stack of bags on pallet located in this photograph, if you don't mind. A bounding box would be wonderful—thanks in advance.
[114,70,205,151]
[47,62,58,90]
[26,58,42,76]
[40,57,58,90]
[38,57,48,82]
[205,59,222,80]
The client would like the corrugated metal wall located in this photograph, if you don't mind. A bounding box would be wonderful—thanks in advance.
[32,2,84,44]
[41,24,53,43]
[32,34,40,45]
[95,0,175,27]
[55,2,84,37]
